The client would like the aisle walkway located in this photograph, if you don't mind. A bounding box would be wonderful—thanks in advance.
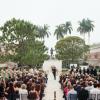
[43,72,64,100]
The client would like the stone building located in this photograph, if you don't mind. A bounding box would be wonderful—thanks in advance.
[88,43,100,66]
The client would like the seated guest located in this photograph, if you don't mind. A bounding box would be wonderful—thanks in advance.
[74,82,81,94]
[90,83,100,100]
[67,85,77,100]
[85,81,94,92]
[19,84,28,100]
[0,81,5,100]
[40,79,45,100]
[64,83,71,100]
[28,85,39,100]
[93,68,97,76]
[78,82,89,100]
[6,82,17,100]
[27,79,33,94]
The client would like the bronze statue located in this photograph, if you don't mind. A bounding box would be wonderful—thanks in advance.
[50,48,53,58]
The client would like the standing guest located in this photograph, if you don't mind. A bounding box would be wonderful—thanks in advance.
[76,67,79,73]
[78,82,89,100]
[64,83,71,100]
[28,85,39,100]
[67,85,77,100]
[6,82,17,100]
[79,68,82,74]
[19,84,28,100]
[87,68,90,74]
[74,82,81,95]
[40,79,45,100]
[90,83,100,100]
[90,67,94,75]
[83,68,86,75]
[70,68,74,74]
[35,84,41,96]
[27,79,33,94]
[85,81,94,92]
[93,68,97,76]
[0,80,5,100]
[14,82,21,100]
[90,83,99,93]
[1,69,6,80]
[70,77,76,85]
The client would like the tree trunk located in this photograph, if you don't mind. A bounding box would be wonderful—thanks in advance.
[83,33,85,62]
[88,32,90,45]
[83,33,85,42]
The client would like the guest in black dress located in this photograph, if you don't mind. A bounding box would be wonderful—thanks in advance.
[6,82,17,100]
[78,82,89,100]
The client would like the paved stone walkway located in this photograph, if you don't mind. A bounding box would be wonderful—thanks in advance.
[43,72,64,100]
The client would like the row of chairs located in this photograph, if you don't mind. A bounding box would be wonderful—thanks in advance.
[88,94,100,100]
[7,94,28,100]
[68,94,100,100]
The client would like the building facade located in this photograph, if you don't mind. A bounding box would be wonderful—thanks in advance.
[88,43,100,66]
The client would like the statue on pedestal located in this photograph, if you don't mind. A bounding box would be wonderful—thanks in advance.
[50,48,54,59]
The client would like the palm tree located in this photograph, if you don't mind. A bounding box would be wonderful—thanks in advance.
[38,24,50,40]
[54,22,73,40]
[86,18,94,44]
[77,19,87,41]
[63,21,73,35]
[54,25,64,40]
[77,18,94,44]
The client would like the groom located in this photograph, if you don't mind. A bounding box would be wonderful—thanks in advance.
[52,66,57,80]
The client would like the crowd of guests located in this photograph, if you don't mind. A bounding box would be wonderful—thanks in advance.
[60,66,100,100]
[0,68,48,100]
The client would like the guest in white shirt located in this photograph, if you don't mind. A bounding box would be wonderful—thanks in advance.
[19,84,28,100]
[85,81,94,92]
[90,83,100,100]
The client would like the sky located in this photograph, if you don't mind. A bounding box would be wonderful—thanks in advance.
[0,0,100,53]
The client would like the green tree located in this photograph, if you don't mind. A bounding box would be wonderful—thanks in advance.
[63,21,73,35]
[54,25,64,40]
[15,40,48,67]
[86,19,94,44]
[37,24,50,40]
[55,36,89,63]
[0,18,48,67]
[77,19,87,41]
[0,18,37,53]
[77,18,94,44]
[54,21,73,40]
